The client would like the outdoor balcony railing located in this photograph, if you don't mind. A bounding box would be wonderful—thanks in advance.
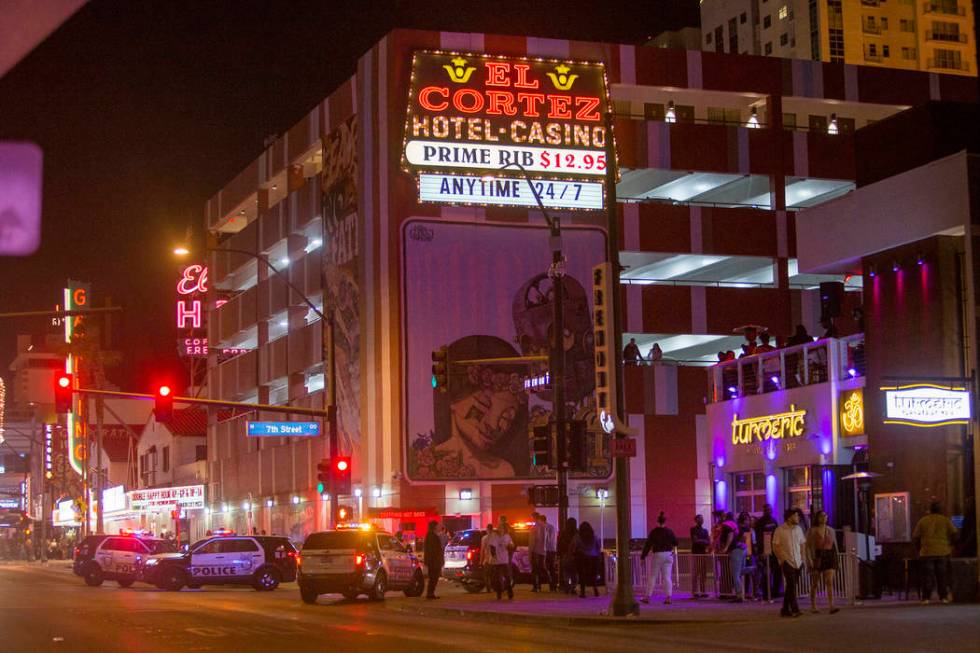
[926,57,971,71]
[922,2,966,15]
[925,31,968,42]
[709,333,865,403]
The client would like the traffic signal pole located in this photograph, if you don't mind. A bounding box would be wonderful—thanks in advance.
[605,112,638,617]
[550,228,569,532]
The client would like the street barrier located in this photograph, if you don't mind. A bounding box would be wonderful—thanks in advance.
[606,551,859,604]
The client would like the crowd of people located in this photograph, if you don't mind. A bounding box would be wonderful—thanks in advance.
[421,513,604,601]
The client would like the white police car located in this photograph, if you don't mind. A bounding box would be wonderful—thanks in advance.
[73,532,176,587]
[141,531,298,591]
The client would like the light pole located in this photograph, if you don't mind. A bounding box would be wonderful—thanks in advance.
[489,163,569,531]
[174,244,340,525]
[598,487,609,547]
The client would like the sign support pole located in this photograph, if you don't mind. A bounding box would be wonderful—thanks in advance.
[605,112,638,617]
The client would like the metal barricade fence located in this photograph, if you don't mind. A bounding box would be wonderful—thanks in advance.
[606,551,859,604]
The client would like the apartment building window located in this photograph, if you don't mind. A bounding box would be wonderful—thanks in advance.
[729,18,739,53]
[828,0,845,62]
[780,32,789,45]
[930,21,964,41]
[932,48,964,70]
[765,41,774,54]
[735,472,767,515]
[706,32,712,45]
[927,0,962,15]
[714,25,724,53]
[778,5,789,19]
[882,44,890,57]
[707,107,742,125]
[764,14,772,28]
[162,446,170,473]
[740,11,748,23]
[899,18,915,31]
[880,17,888,30]
[901,46,917,59]
[868,43,878,56]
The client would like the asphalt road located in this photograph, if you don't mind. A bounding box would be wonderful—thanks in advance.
[2,563,979,653]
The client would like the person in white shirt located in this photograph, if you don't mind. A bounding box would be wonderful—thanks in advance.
[484,516,515,600]
[543,515,557,592]
[772,508,807,617]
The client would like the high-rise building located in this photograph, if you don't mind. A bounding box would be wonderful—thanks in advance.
[700,0,976,76]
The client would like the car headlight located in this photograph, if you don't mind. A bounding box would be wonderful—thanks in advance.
[144,558,159,566]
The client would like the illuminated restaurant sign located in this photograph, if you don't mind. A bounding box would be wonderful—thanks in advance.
[839,389,865,436]
[882,383,972,427]
[403,51,611,209]
[731,405,807,445]
[129,484,205,511]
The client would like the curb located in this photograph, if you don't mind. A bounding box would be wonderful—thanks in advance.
[387,600,756,627]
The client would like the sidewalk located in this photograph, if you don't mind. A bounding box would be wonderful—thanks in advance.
[387,586,915,627]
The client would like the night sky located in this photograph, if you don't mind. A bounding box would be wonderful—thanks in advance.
[0,0,698,392]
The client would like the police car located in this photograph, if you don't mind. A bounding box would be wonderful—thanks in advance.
[296,524,424,603]
[72,531,177,587]
[442,523,533,592]
[141,531,298,591]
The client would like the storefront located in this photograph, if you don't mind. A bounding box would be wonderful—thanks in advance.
[707,337,866,528]
[128,485,207,544]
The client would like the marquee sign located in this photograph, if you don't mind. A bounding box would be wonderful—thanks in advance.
[129,484,205,511]
[403,51,611,210]
[731,405,807,445]
[882,383,972,427]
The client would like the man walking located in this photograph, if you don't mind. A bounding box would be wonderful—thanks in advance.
[690,514,710,598]
[423,520,444,600]
[530,512,547,592]
[912,501,957,604]
[772,508,806,617]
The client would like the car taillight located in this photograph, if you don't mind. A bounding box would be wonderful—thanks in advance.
[295,554,301,567]
[466,547,480,562]
[354,553,365,566]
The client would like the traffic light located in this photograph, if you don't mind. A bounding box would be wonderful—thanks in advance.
[316,459,330,494]
[54,373,73,413]
[531,424,553,468]
[431,345,449,392]
[154,385,174,423]
[334,504,354,523]
[566,420,588,473]
[592,262,617,418]
[332,456,352,495]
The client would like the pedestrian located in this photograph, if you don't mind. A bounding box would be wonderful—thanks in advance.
[805,510,839,614]
[436,522,449,549]
[640,511,677,605]
[647,343,663,363]
[773,508,806,617]
[690,514,711,598]
[542,514,557,591]
[787,324,813,346]
[485,517,515,600]
[557,517,578,594]
[912,501,957,605]
[623,338,642,365]
[423,520,444,599]
[530,512,545,592]
[727,513,751,602]
[480,523,495,593]
[572,521,601,598]
[753,504,780,601]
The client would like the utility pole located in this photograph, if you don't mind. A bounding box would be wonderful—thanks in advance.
[324,311,339,527]
[605,112,639,617]
[549,220,569,530]
[95,397,104,535]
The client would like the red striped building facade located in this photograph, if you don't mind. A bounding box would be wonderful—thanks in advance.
[202,29,976,541]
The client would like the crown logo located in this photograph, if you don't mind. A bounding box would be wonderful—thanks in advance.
[443,57,476,83]
[546,64,578,91]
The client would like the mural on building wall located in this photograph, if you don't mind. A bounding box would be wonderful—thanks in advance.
[404,220,610,481]
[322,115,361,454]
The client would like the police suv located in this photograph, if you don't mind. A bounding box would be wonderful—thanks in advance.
[297,525,424,603]
[141,532,298,591]
[73,532,177,587]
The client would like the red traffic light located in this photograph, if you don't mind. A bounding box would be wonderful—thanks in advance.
[54,373,74,413]
[57,375,71,388]
[154,384,174,423]
[158,385,172,397]
[335,459,349,472]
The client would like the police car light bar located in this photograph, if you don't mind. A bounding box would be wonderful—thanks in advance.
[213,528,236,536]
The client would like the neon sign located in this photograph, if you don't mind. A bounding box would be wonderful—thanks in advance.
[731,405,807,445]
[403,51,612,210]
[840,389,865,436]
[882,383,971,427]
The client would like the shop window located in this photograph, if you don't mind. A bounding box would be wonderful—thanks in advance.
[786,466,812,513]
[735,472,767,515]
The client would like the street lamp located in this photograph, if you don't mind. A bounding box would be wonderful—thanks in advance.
[174,242,342,525]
